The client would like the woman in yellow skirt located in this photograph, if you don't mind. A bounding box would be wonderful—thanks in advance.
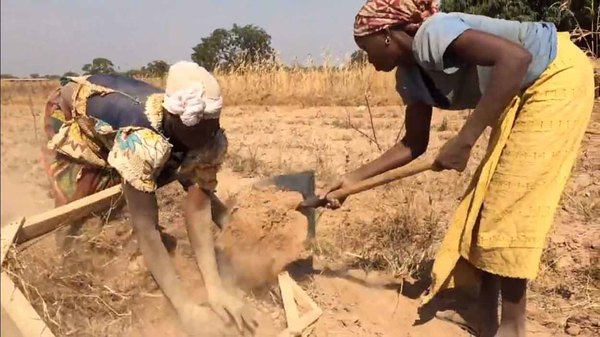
[322,1,594,336]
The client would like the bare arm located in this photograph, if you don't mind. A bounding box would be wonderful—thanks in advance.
[449,29,532,146]
[183,186,222,292]
[344,102,432,182]
[122,182,190,310]
[184,185,258,332]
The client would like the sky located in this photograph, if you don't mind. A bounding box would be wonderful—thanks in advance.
[1,0,367,76]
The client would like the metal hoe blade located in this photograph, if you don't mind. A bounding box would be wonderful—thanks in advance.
[253,170,317,239]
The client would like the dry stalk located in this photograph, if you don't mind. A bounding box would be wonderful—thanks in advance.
[344,97,383,152]
[364,94,382,152]
[28,88,39,142]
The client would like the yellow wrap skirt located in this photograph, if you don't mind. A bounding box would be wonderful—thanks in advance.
[425,32,594,302]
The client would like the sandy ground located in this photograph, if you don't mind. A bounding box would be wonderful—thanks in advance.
[1,98,598,336]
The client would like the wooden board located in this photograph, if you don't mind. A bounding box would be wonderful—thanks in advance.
[278,272,300,335]
[16,185,123,244]
[1,217,24,265]
[1,272,55,337]
[277,272,323,337]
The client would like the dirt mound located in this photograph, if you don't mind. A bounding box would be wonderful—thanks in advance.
[216,185,308,290]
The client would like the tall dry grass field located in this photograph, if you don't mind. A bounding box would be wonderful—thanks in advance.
[2,64,399,107]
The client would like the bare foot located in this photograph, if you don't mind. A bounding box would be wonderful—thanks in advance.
[495,320,526,337]
[435,310,479,335]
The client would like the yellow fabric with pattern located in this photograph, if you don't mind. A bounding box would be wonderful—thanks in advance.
[107,127,172,192]
[69,76,115,117]
[424,33,594,303]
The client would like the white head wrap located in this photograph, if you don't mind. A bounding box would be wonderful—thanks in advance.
[163,61,223,127]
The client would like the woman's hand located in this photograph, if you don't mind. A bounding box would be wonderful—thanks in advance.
[184,187,258,334]
[319,174,359,209]
[207,286,258,335]
[433,136,473,172]
[178,302,230,336]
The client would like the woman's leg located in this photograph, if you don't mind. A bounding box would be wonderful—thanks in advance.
[497,277,527,337]
[479,271,501,337]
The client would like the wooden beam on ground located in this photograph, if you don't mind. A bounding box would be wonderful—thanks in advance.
[278,272,300,335]
[1,217,25,265]
[277,271,323,337]
[16,184,123,244]
[1,273,55,337]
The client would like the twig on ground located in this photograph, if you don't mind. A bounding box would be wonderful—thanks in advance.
[345,95,383,152]
[364,94,381,152]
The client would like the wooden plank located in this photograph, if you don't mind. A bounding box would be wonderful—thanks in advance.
[1,272,55,337]
[16,185,123,244]
[290,281,319,312]
[278,309,322,337]
[1,217,25,265]
[277,272,323,337]
[278,272,300,336]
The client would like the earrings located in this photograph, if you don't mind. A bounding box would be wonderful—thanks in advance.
[384,27,391,46]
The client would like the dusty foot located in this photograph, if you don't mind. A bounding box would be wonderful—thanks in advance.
[435,310,479,336]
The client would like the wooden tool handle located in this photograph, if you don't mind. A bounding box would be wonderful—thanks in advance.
[327,160,433,201]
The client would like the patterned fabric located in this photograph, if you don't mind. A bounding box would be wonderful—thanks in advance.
[42,89,120,206]
[353,0,439,36]
[70,76,115,116]
[44,76,226,197]
[107,127,172,192]
[144,93,166,131]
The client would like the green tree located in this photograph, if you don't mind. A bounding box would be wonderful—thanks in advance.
[30,73,40,78]
[125,69,143,78]
[441,0,599,54]
[191,24,275,71]
[142,60,170,77]
[441,0,597,29]
[63,71,79,77]
[82,57,116,75]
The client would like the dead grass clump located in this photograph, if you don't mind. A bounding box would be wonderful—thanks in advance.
[312,188,444,279]
[225,146,268,177]
[4,218,143,337]
[531,262,600,333]
[349,204,443,278]
[437,116,449,132]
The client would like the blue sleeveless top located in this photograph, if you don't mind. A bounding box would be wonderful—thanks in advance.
[396,12,558,109]
[86,74,163,131]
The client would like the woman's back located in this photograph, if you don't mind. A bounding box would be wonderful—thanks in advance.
[398,12,558,110]
[84,74,164,131]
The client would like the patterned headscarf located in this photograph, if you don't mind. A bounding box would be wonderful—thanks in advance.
[353,0,440,37]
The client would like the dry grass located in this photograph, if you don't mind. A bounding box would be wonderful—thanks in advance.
[310,185,444,280]
[4,217,141,337]
[1,63,399,107]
